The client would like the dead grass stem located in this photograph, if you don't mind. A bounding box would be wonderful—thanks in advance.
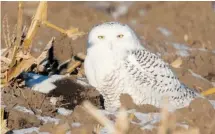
[10,1,23,68]
[6,14,12,47]
[83,101,115,133]
[23,1,47,51]
[2,15,9,47]
[82,99,202,134]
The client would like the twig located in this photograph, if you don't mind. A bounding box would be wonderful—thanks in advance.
[66,61,82,74]
[93,124,103,134]
[42,20,67,34]
[11,24,17,45]
[1,57,12,65]
[83,101,115,133]
[76,52,86,60]
[10,1,23,68]
[2,15,9,47]
[115,107,129,134]
[157,97,170,134]
[19,88,26,100]
[5,14,12,47]
[59,102,71,107]
[201,87,215,96]
[39,95,46,109]
[28,103,37,115]
[83,101,129,134]
[23,1,47,51]
[35,37,55,65]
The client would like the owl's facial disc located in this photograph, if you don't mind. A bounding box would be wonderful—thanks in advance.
[95,33,126,50]
[87,22,142,52]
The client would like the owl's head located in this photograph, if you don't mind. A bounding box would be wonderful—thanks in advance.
[87,22,143,53]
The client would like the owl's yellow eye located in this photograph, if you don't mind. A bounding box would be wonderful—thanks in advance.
[117,34,124,38]
[98,35,105,39]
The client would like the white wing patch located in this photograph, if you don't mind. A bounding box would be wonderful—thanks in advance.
[126,49,180,93]
[124,49,198,108]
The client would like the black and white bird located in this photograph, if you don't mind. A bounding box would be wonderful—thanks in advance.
[84,22,202,111]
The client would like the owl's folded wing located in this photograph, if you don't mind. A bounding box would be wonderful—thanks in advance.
[125,49,182,96]
[126,49,200,103]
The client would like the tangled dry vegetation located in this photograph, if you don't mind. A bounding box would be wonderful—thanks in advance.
[1,2,215,134]
[1,2,85,87]
[1,2,85,133]
[82,100,200,134]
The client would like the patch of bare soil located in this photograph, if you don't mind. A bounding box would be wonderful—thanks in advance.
[7,109,42,129]
[120,94,215,134]
[120,94,160,113]
[175,98,215,134]
[2,87,56,117]
[2,77,100,130]
[39,106,99,134]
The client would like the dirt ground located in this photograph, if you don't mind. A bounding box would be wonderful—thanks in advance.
[1,1,215,134]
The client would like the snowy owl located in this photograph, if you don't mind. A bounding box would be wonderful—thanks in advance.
[84,22,201,111]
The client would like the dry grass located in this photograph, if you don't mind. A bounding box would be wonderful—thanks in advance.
[10,1,23,68]
[22,1,47,51]
[83,100,201,134]
[83,101,129,134]
[170,57,182,68]
[1,1,85,86]
[2,15,10,48]
[0,107,9,134]
[201,87,215,96]
[158,98,199,134]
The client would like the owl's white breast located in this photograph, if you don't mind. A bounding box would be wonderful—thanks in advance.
[85,45,122,88]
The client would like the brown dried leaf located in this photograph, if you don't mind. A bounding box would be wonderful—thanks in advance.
[7,56,35,81]
[23,1,47,51]
[83,101,114,132]
[35,37,55,65]
[171,57,182,68]
[1,108,9,134]
[66,27,85,40]
[93,124,103,134]
[10,1,23,68]
[76,52,86,60]
[1,56,11,65]
[201,87,215,96]
[66,61,82,74]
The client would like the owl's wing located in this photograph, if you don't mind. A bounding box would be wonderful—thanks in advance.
[131,49,178,80]
[125,49,182,96]
[124,50,157,93]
